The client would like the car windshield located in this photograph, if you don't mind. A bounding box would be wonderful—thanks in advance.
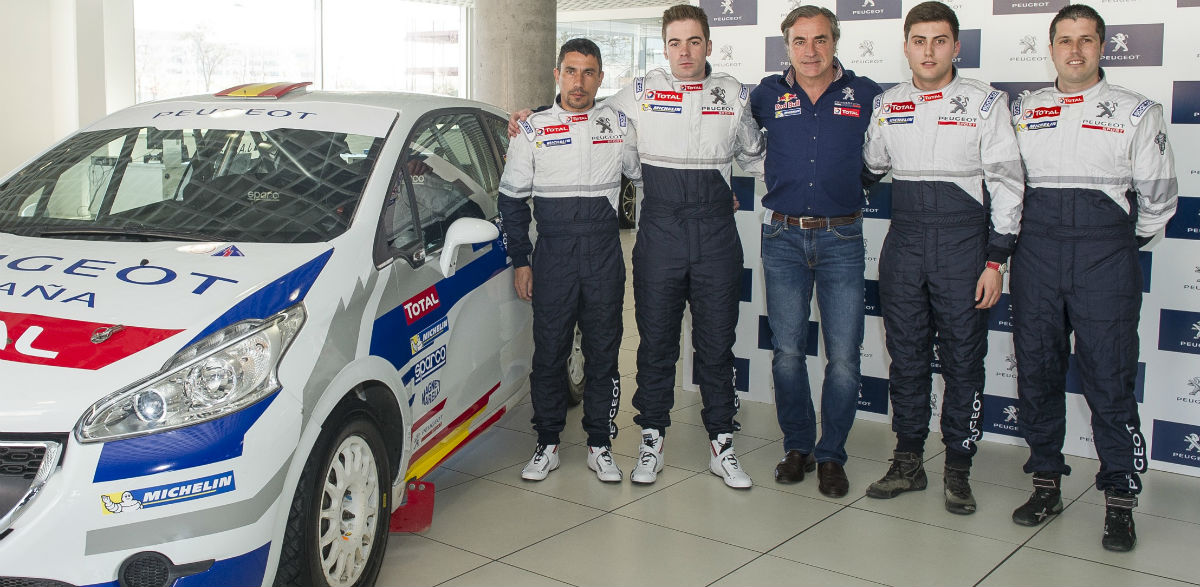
[0,126,383,243]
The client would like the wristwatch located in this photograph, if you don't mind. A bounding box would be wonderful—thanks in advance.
[985,261,1008,275]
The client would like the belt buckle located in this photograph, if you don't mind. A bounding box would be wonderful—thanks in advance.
[799,216,824,229]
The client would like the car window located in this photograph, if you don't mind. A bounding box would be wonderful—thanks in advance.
[482,114,510,172]
[403,113,498,253]
[0,127,383,243]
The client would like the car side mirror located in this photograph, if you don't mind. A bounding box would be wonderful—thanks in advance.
[438,217,499,278]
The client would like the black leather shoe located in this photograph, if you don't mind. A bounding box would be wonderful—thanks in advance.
[818,461,849,498]
[774,450,816,484]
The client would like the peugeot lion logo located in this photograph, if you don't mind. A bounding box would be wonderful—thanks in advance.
[1006,354,1018,371]
[1186,433,1200,453]
[721,0,734,14]
[596,116,613,134]
[950,95,969,114]
[859,40,875,57]
[1155,131,1168,155]
[1110,32,1130,52]
[862,0,876,6]
[1019,35,1038,54]
[711,87,727,105]
[1192,321,1200,339]
[1004,405,1019,423]
[721,44,734,61]
[842,87,856,101]
[1096,101,1117,118]
[1187,377,1200,396]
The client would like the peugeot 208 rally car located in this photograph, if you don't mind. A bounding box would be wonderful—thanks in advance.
[0,82,532,586]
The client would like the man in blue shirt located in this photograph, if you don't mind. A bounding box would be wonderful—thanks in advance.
[749,5,881,498]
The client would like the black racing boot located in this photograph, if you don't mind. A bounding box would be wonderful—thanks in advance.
[865,451,926,498]
[943,465,977,515]
[1012,473,1063,526]
[1102,490,1138,552]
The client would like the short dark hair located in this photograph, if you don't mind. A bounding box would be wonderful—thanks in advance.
[1049,4,1105,44]
[781,5,840,44]
[904,1,959,41]
[662,4,710,42]
[557,38,603,71]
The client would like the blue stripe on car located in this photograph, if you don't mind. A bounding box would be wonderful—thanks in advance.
[185,248,334,348]
[93,392,278,483]
[81,542,271,587]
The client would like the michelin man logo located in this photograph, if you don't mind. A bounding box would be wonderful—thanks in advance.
[1019,35,1038,54]
[1110,32,1130,52]
[843,87,856,101]
[1006,353,1018,371]
[950,95,969,114]
[711,87,727,105]
[101,491,142,513]
[859,40,875,57]
[1186,433,1200,453]
[1004,405,1019,423]
[1187,376,1200,396]
[1096,101,1117,118]
[721,0,734,14]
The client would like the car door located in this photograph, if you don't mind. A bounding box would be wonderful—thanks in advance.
[372,109,528,481]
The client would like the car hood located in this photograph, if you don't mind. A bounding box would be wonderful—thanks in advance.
[0,234,335,432]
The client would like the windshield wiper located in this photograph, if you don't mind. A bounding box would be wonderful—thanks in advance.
[38,226,224,242]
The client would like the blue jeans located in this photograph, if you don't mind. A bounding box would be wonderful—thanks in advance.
[761,216,865,465]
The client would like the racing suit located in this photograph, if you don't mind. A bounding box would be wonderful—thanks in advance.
[499,100,640,448]
[1010,73,1176,493]
[863,74,1024,466]
[605,65,764,437]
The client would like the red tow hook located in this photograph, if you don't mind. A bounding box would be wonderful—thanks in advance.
[389,479,435,533]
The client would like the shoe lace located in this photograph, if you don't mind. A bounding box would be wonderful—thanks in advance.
[532,445,548,465]
[638,449,657,468]
[598,449,614,468]
[945,469,971,497]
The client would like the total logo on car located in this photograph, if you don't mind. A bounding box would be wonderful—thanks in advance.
[0,82,533,586]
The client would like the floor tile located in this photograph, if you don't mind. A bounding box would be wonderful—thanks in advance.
[610,420,771,473]
[1024,500,1200,584]
[440,426,546,477]
[978,547,1195,587]
[421,478,603,559]
[613,475,843,552]
[710,555,886,587]
[852,471,1052,544]
[438,562,573,587]
[376,533,489,587]
[736,440,892,504]
[1074,469,1200,525]
[419,465,477,492]
[923,441,1096,499]
[484,443,695,511]
[620,334,638,352]
[501,514,759,587]
[617,347,637,377]
[770,507,1018,587]
[671,397,784,442]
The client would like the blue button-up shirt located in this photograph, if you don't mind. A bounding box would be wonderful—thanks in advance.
[750,60,881,217]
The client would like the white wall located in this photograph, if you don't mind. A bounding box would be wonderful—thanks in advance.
[0,0,135,177]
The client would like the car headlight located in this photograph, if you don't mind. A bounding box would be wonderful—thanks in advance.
[76,303,306,443]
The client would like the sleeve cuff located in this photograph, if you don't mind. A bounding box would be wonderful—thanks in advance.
[510,255,530,268]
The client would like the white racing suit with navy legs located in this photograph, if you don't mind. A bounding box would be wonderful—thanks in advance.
[499,100,641,448]
[605,65,764,440]
[863,73,1024,468]
[1011,73,1177,494]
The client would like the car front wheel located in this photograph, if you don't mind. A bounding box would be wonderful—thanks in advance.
[276,416,390,587]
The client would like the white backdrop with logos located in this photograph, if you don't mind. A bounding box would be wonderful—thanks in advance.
[675,0,1200,477]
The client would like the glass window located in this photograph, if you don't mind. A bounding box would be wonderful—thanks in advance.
[556,18,667,99]
[403,112,497,253]
[0,127,382,244]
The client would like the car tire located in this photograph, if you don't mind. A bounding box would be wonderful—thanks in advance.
[567,326,585,407]
[275,415,390,587]
[618,175,637,229]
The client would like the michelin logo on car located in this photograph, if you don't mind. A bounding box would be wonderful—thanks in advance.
[100,471,236,514]
[411,316,449,354]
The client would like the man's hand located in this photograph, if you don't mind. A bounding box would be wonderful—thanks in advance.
[974,268,1003,309]
[514,266,533,301]
[732,194,740,212]
[507,109,535,138]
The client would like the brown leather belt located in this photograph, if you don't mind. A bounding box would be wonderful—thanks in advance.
[771,210,862,229]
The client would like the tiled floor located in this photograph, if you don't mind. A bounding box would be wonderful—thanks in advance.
[377,230,1200,587]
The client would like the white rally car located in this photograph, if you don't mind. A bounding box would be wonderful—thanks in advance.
[0,82,532,586]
